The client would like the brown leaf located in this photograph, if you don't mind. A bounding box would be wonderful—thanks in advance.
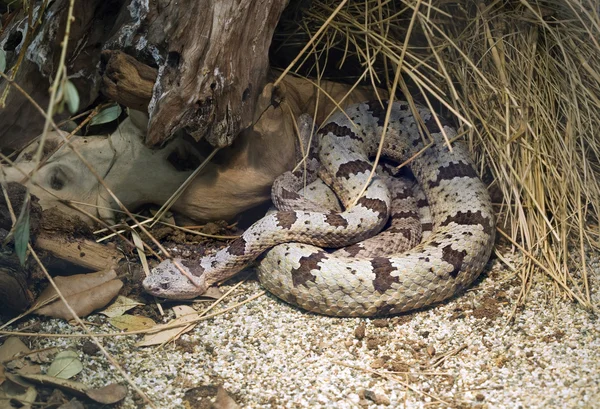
[0,337,31,384]
[34,272,123,320]
[183,385,240,409]
[34,270,117,305]
[0,377,37,409]
[85,383,128,404]
[214,386,241,409]
[197,286,224,300]
[28,347,60,364]
[17,372,88,397]
[99,295,143,318]
[109,314,156,331]
[136,305,198,347]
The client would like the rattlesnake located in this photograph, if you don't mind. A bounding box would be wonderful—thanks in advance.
[143,100,495,316]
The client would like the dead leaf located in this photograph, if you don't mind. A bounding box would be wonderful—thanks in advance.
[0,378,37,409]
[85,383,127,404]
[215,386,241,409]
[0,337,30,359]
[17,373,88,398]
[109,314,156,331]
[183,385,240,409]
[198,286,224,300]
[99,295,143,318]
[0,337,31,384]
[28,347,60,364]
[34,270,117,306]
[47,351,83,379]
[131,230,150,276]
[55,398,86,409]
[33,270,123,320]
[136,305,199,347]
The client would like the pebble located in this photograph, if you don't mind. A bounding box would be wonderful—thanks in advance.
[354,323,366,340]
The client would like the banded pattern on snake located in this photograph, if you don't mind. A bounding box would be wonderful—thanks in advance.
[143,101,495,317]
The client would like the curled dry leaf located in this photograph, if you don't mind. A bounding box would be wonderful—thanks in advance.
[17,372,88,398]
[215,386,241,409]
[183,385,240,409]
[0,337,31,383]
[85,383,128,404]
[28,347,60,364]
[136,305,199,347]
[17,374,127,405]
[199,286,224,300]
[109,314,156,331]
[99,295,144,318]
[0,378,37,409]
[33,270,123,320]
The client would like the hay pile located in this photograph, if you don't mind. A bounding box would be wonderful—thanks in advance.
[274,0,600,311]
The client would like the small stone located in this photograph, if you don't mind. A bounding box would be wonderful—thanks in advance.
[372,319,388,328]
[364,389,390,405]
[358,399,370,407]
[476,393,485,401]
[388,360,409,372]
[345,340,354,348]
[426,344,436,357]
[371,358,386,369]
[355,323,366,340]
[366,338,380,350]
[81,341,100,356]
[374,392,391,405]
[364,389,377,401]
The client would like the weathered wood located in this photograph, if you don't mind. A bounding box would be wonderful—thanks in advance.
[35,233,122,272]
[100,50,158,112]
[145,0,289,148]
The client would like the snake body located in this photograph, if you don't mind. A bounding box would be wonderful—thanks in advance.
[143,101,495,316]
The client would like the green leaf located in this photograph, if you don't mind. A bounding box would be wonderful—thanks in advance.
[14,195,31,266]
[0,49,6,73]
[47,350,83,379]
[90,105,122,126]
[64,80,80,114]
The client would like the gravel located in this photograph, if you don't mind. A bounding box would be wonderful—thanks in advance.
[9,249,600,408]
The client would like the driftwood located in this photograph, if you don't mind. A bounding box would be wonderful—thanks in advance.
[100,50,158,112]
[34,209,123,272]
[0,0,288,151]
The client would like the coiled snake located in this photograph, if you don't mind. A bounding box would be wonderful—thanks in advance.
[143,101,495,317]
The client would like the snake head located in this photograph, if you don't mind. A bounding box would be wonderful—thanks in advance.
[142,258,208,299]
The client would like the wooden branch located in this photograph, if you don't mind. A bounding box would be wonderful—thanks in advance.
[35,233,122,272]
[100,50,158,112]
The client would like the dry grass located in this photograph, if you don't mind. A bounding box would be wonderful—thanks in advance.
[275,0,600,311]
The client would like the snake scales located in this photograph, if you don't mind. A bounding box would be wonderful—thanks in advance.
[143,101,495,316]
